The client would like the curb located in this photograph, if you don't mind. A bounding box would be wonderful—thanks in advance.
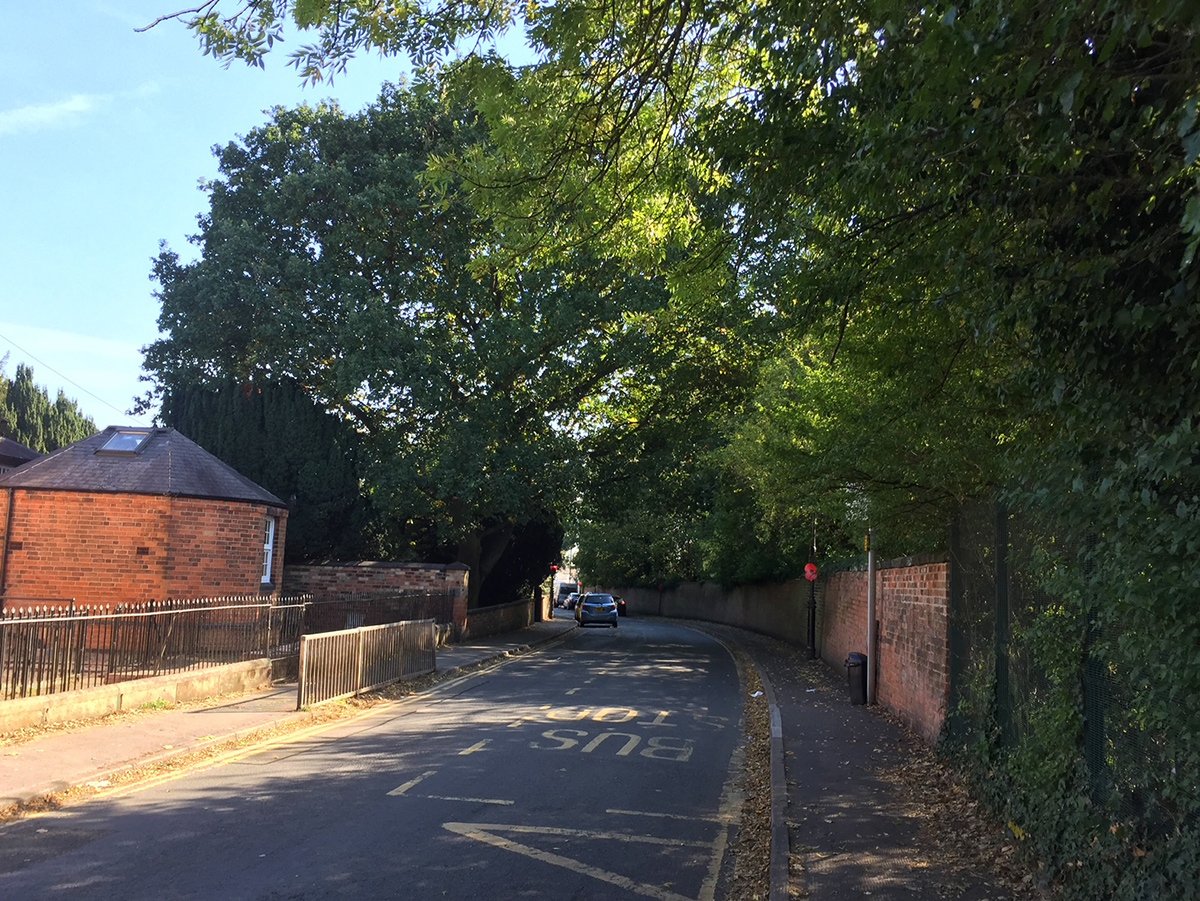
[675,620,790,900]
[751,659,790,901]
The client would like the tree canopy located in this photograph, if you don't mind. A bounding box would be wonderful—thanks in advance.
[141,83,695,603]
[0,358,96,453]
[151,0,1200,576]
[160,380,369,563]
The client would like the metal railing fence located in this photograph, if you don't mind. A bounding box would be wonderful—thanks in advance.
[947,502,1196,851]
[0,596,311,701]
[0,590,452,701]
[297,619,435,708]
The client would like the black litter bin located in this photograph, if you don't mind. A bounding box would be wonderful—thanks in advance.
[845,652,867,705]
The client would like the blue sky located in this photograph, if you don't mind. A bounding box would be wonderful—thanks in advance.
[1,3,413,428]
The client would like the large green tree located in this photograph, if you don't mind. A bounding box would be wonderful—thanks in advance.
[141,84,675,604]
[154,0,1200,510]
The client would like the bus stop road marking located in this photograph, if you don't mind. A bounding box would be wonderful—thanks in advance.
[443,822,703,901]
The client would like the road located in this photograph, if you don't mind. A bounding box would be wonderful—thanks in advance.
[0,613,747,900]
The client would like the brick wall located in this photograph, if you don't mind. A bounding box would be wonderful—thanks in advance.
[284,561,470,635]
[0,487,288,607]
[819,570,868,671]
[819,559,950,742]
[609,556,951,745]
[599,580,809,642]
[461,598,535,641]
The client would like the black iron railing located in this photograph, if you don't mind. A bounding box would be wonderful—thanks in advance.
[0,591,454,701]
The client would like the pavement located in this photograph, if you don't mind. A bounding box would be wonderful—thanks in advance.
[725,629,1013,901]
[0,614,1010,900]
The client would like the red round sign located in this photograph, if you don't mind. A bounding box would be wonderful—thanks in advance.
[804,563,819,582]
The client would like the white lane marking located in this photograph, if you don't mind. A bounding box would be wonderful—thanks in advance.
[443,822,698,901]
[425,795,514,806]
[450,822,709,847]
[698,629,750,901]
[459,741,491,755]
[386,770,437,796]
[606,808,730,824]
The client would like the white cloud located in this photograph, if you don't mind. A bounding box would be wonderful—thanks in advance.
[0,93,108,136]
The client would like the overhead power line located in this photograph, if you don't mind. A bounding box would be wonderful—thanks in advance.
[0,328,131,417]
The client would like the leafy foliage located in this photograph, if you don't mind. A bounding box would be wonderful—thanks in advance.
[141,83,673,603]
[160,380,368,563]
[0,358,96,453]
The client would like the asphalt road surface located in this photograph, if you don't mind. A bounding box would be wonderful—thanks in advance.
[0,613,746,900]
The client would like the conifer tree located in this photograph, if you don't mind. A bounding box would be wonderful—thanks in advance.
[0,358,95,453]
[161,380,368,563]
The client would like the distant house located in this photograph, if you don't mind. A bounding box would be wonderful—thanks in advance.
[0,427,288,609]
[0,437,40,475]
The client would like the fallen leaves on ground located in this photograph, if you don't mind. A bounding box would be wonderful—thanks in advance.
[727,644,774,899]
[877,718,1051,899]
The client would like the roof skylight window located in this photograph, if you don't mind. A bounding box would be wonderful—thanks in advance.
[98,429,152,455]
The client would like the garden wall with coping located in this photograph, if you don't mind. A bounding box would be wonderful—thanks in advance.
[460,598,536,641]
[0,659,273,733]
[284,561,469,636]
[606,580,811,644]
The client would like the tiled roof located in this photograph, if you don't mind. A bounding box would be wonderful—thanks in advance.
[0,437,40,469]
[0,427,286,508]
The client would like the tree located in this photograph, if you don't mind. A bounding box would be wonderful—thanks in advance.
[568,295,776,586]
[141,83,675,604]
[153,1,1200,585]
[160,380,369,563]
[0,359,95,453]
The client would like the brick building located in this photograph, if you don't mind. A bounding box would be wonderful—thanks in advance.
[0,426,288,608]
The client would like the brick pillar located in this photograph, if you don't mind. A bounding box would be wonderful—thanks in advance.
[445,563,470,639]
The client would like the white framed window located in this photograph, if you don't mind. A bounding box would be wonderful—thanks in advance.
[262,516,277,584]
